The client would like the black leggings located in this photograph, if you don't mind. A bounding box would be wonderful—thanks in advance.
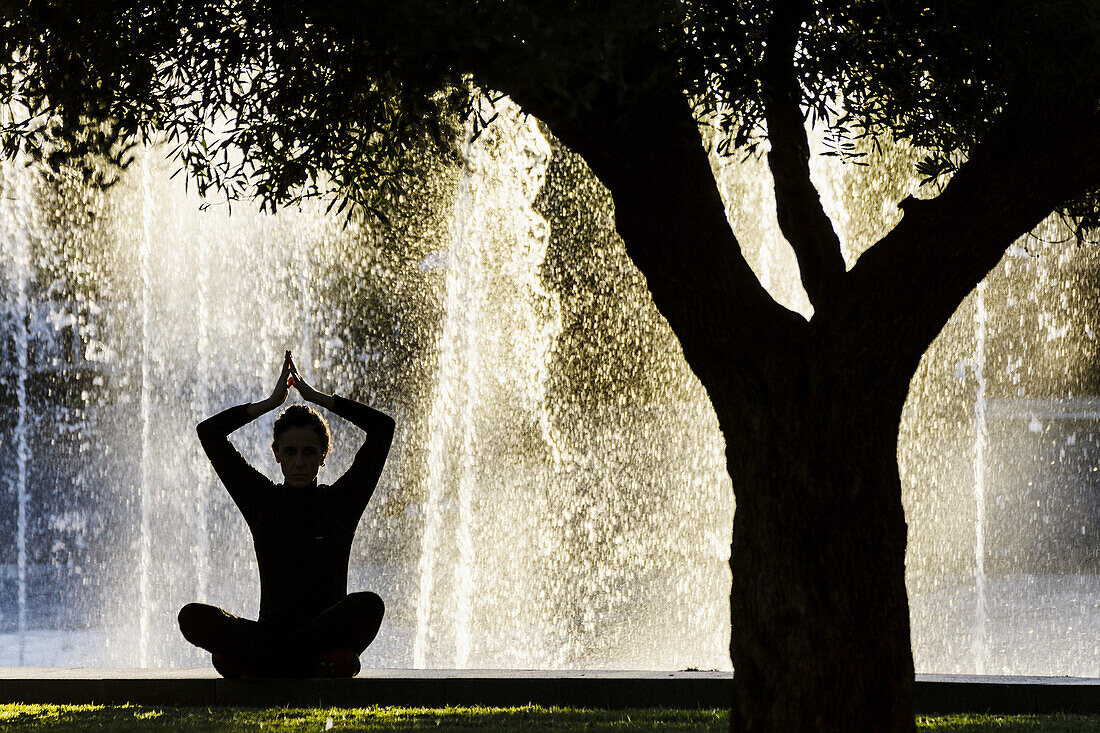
[178,592,384,677]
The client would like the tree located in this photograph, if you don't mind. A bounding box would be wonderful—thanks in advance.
[3,1,1099,730]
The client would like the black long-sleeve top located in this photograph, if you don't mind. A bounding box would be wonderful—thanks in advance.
[197,395,394,629]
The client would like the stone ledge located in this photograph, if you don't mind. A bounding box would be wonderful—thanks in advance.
[1,669,1099,713]
[915,674,1100,715]
[0,669,729,709]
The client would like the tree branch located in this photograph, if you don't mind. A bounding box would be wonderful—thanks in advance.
[762,0,847,312]
[841,102,1100,383]
[506,73,807,402]
[303,2,809,403]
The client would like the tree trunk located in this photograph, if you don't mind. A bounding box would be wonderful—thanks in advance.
[525,85,920,731]
[723,362,915,733]
[505,69,1098,733]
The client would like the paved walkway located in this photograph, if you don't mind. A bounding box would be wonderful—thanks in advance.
[1,669,1098,713]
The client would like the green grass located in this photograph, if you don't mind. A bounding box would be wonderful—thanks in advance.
[2,705,1099,731]
[1,705,723,731]
[916,715,1100,732]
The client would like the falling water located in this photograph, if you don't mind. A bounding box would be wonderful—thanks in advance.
[411,134,475,667]
[296,238,315,376]
[137,154,155,666]
[448,132,482,668]
[1,165,33,666]
[971,281,989,674]
[12,212,28,669]
[191,229,211,602]
[414,100,558,667]
[447,131,482,667]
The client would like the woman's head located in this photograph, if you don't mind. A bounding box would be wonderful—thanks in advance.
[271,404,331,488]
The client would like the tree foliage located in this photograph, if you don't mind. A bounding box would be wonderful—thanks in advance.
[3,0,1098,229]
[2,1,468,217]
[680,0,1100,232]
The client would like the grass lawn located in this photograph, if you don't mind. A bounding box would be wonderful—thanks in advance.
[2,705,1100,731]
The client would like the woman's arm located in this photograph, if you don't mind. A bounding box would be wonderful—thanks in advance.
[291,363,394,519]
[197,404,275,520]
[326,395,395,520]
[198,352,293,517]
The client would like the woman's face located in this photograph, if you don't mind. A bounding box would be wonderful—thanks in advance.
[274,426,327,488]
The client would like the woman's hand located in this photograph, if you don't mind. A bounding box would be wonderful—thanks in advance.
[287,356,335,409]
[271,350,294,405]
[246,351,294,418]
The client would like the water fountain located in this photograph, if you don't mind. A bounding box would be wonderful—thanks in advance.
[0,98,732,670]
[0,98,1097,676]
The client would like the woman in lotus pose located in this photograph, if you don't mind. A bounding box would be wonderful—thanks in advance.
[178,351,394,678]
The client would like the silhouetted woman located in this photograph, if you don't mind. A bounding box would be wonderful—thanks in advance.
[178,351,394,678]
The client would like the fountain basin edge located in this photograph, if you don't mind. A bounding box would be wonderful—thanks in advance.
[1,669,1099,713]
